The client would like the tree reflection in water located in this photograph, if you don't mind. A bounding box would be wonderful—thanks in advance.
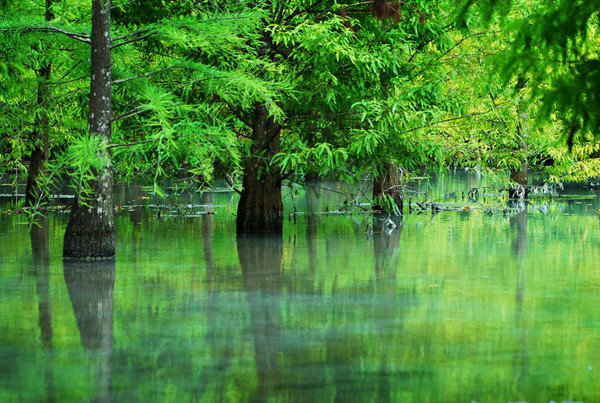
[64,261,115,403]
[238,235,283,402]
[30,217,54,400]
[509,202,529,396]
[372,215,403,402]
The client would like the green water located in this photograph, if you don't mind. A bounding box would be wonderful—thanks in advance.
[1,178,600,402]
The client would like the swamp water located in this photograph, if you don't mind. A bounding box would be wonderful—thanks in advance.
[1,176,600,402]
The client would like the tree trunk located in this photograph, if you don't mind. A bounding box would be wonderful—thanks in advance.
[236,105,283,234]
[372,162,403,214]
[509,76,528,199]
[509,165,528,198]
[63,0,115,260]
[25,0,53,207]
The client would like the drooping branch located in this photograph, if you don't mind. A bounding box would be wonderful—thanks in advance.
[107,139,156,149]
[111,76,227,122]
[0,26,91,44]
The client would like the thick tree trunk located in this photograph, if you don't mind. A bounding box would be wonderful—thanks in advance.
[63,0,115,260]
[236,105,283,234]
[372,162,403,214]
[25,0,53,207]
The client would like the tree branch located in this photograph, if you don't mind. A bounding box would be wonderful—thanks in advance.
[111,31,156,49]
[112,66,182,85]
[112,28,155,42]
[108,139,156,149]
[0,26,91,44]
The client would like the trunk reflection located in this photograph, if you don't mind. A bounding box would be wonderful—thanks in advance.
[64,261,115,402]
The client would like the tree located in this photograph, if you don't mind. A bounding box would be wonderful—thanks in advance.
[459,0,600,148]
[229,0,461,229]
[24,0,54,207]
[62,0,115,260]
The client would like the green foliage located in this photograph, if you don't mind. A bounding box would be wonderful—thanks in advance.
[460,0,600,146]
[3,0,600,212]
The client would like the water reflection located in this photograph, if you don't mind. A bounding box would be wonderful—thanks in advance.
[4,176,600,401]
[30,217,54,399]
[64,261,115,402]
[238,235,283,402]
[31,218,52,349]
[201,193,214,271]
[305,182,320,272]
[373,215,403,282]
[509,204,529,396]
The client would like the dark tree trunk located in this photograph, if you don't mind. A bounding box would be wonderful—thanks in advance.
[509,165,528,198]
[372,162,403,214]
[25,0,54,207]
[236,105,283,234]
[63,0,115,260]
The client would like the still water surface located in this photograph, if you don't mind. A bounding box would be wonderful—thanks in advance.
[1,176,600,401]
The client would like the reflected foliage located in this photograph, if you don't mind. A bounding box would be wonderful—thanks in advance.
[1,177,600,401]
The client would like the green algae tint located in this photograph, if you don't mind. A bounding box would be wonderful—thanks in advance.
[2,179,600,402]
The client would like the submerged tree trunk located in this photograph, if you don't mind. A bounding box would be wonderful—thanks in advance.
[372,162,403,214]
[25,0,54,207]
[63,0,115,260]
[236,105,283,234]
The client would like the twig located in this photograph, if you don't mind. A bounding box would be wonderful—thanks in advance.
[112,66,182,85]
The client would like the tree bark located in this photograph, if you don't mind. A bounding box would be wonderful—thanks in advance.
[25,0,53,207]
[63,0,115,260]
[372,162,403,214]
[236,104,283,234]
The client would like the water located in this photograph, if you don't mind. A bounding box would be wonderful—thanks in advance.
[1,176,600,401]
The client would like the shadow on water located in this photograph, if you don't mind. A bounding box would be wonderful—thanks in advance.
[63,260,115,403]
[371,215,403,402]
[201,192,214,271]
[198,192,237,401]
[509,202,529,397]
[305,182,321,273]
[373,215,403,283]
[30,217,54,400]
[238,234,283,402]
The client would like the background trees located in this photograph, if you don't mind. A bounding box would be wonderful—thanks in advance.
[1,0,599,239]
